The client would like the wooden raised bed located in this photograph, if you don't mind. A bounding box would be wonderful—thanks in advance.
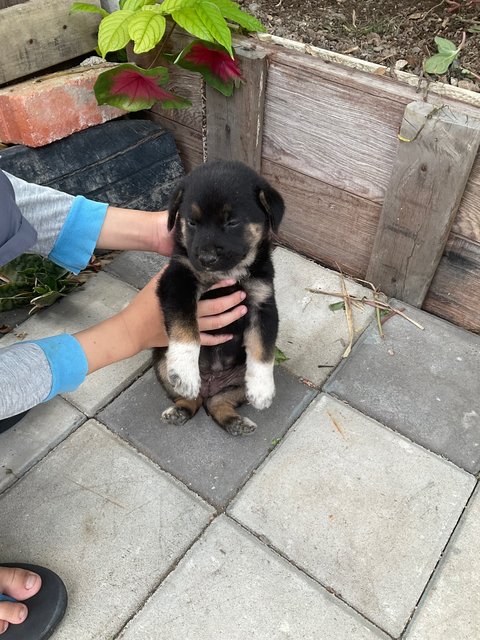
[148,33,480,334]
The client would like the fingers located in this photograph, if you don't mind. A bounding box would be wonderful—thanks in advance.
[198,290,246,318]
[198,304,247,334]
[200,332,234,346]
[206,278,237,291]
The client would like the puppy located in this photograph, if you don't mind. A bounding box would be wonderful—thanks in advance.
[153,160,284,435]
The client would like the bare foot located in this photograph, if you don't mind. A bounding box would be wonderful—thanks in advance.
[0,566,42,635]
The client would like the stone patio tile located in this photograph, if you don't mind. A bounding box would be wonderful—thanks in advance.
[0,420,214,640]
[324,302,480,473]
[272,247,376,386]
[1,272,151,416]
[118,515,388,640]
[405,486,480,640]
[105,251,168,289]
[229,394,475,637]
[0,397,84,492]
[99,366,316,508]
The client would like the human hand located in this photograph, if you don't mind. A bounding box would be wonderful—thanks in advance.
[75,271,247,375]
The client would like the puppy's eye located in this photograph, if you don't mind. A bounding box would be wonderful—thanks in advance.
[225,219,240,229]
[187,218,197,228]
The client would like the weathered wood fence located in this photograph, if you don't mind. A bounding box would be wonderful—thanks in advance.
[148,34,480,334]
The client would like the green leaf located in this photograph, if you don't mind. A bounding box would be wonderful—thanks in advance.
[98,10,134,57]
[424,52,458,75]
[212,0,265,32]
[434,36,457,54]
[159,0,199,13]
[274,346,288,364]
[123,0,156,9]
[196,1,232,54]
[329,301,346,311]
[128,11,166,53]
[172,6,214,42]
[70,2,109,17]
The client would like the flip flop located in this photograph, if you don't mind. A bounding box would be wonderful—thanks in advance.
[0,564,67,640]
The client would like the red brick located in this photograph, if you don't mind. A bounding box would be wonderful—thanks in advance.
[0,66,125,147]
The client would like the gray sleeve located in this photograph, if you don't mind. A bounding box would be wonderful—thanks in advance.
[4,171,75,258]
[0,343,53,418]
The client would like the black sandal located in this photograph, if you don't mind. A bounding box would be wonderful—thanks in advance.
[0,564,67,639]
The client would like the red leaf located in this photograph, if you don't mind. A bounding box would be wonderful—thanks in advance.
[184,43,242,83]
[110,70,172,102]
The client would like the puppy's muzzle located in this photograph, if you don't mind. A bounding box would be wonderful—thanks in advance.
[197,248,220,269]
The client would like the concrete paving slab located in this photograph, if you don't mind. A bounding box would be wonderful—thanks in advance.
[324,302,480,473]
[1,272,151,416]
[229,394,475,637]
[405,486,480,640]
[99,366,316,508]
[0,420,214,640]
[272,247,377,386]
[118,515,388,640]
[0,397,84,492]
[105,251,169,289]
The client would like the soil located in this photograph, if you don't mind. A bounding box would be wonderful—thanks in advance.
[238,0,480,91]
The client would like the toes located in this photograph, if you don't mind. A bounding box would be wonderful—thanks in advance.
[0,601,28,626]
[225,416,257,436]
[162,406,190,426]
[0,566,41,601]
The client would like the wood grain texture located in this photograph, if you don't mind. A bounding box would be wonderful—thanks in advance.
[149,67,203,132]
[366,102,480,306]
[262,56,406,203]
[0,0,101,85]
[263,160,380,276]
[206,44,267,169]
[424,235,480,334]
[452,152,480,244]
[147,113,203,173]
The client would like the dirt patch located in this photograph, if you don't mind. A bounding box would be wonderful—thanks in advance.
[239,0,480,91]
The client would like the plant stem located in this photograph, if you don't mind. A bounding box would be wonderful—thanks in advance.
[147,22,177,70]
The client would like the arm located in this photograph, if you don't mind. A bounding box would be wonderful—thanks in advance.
[0,275,247,419]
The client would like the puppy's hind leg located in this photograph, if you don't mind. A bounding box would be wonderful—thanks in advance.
[206,387,256,436]
[162,395,203,426]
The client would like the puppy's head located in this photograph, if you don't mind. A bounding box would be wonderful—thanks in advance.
[168,161,284,273]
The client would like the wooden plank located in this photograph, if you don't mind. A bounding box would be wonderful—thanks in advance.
[424,235,480,334]
[0,0,27,8]
[263,160,380,277]
[0,0,102,85]
[452,151,480,244]
[206,43,267,170]
[147,113,203,173]
[150,67,203,132]
[366,102,480,306]
[262,56,406,203]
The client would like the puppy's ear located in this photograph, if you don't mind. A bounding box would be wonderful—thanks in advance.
[167,181,184,231]
[257,181,285,232]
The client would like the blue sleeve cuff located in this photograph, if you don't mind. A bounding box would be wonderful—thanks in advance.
[28,334,88,400]
[48,196,109,274]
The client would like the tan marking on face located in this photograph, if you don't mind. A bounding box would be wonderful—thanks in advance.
[191,202,203,220]
[245,222,263,244]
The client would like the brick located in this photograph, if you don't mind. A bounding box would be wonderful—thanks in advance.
[0,66,124,147]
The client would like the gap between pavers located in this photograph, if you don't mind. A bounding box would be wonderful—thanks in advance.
[117,515,389,640]
[229,393,475,637]
[99,365,317,509]
[0,397,84,493]
[324,300,480,474]
[404,484,480,640]
[1,272,151,416]
[272,246,377,386]
[0,420,214,640]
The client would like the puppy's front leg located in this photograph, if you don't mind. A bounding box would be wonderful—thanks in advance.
[244,290,278,410]
[159,262,201,399]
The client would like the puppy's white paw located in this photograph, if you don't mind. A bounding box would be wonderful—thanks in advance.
[166,341,201,399]
[246,360,275,410]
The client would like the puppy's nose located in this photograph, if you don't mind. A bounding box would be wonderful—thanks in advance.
[198,250,219,268]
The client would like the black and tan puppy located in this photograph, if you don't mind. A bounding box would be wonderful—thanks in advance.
[153,160,284,435]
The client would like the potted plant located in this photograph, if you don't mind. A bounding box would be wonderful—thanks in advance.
[72,0,266,111]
